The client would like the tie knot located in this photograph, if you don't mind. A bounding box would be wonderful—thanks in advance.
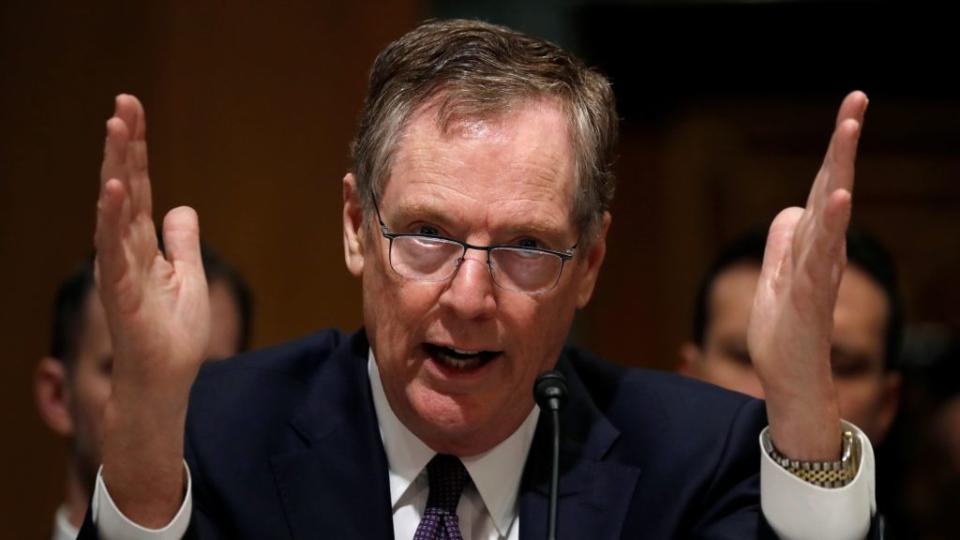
[425,454,468,513]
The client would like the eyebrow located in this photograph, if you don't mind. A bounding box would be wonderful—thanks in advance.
[384,200,458,230]
[388,198,573,243]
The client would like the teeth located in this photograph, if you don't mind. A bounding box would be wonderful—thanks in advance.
[424,343,500,370]
[438,354,485,370]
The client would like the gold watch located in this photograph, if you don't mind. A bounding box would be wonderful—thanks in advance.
[764,430,860,488]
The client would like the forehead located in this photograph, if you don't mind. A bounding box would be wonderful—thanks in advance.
[382,98,577,233]
[76,288,111,356]
[835,266,889,336]
[709,263,761,324]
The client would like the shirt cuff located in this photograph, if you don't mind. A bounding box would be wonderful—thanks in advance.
[91,461,193,540]
[759,420,875,540]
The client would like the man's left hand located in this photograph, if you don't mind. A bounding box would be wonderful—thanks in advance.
[748,91,869,461]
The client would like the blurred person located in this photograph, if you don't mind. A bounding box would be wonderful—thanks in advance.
[880,326,960,537]
[905,392,960,538]
[680,229,903,444]
[34,246,252,540]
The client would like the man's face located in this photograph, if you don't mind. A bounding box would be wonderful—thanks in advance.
[207,280,243,361]
[343,99,607,456]
[681,262,900,442]
[67,289,114,489]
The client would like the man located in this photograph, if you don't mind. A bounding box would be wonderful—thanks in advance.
[34,247,252,540]
[82,20,876,539]
[679,230,902,444]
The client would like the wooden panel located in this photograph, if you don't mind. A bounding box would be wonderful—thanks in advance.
[0,2,421,537]
[583,97,960,371]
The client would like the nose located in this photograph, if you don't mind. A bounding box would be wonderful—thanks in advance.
[438,252,497,320]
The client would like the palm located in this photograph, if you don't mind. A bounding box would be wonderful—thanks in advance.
[95,95,210,389]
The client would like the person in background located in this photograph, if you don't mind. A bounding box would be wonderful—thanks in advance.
[679,228,902,444]
[34,245,252,540]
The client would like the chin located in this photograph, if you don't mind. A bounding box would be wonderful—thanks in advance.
[410,384,479,427]
[405,384,497,450]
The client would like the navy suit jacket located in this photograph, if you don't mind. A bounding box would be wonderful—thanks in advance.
[81,329,877,538]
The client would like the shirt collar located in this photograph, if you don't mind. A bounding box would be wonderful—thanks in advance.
[53,504,78,540]
[368,350,540,536]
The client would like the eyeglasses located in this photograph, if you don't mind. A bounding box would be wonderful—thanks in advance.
[373,197,577,294]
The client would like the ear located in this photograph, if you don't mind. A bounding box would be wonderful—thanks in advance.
[575,212,612,308]
[678,342,702,376]
[875,371,902,441]
[342,173,366,277]
[34,357,74,436]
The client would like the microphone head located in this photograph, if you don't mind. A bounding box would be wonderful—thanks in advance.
[534,370,568,411]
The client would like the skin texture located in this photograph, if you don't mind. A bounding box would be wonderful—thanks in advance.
[207,280,243,361]
[342,99,609,456]
[90,89,867,525]
[680,263,901,444]
[747,91,869,460]
[34,284,243,529]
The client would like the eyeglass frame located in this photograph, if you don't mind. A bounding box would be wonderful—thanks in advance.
[371,195,579,294]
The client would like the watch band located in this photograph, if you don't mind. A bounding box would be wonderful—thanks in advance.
[764,430,860,488]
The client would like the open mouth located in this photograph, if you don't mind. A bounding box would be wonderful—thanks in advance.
[424,343,502,371]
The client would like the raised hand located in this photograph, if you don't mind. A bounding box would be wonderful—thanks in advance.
[747,91,869,460]
[95,94,210,525]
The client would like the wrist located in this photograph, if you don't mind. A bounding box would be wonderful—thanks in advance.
[101,399,189,527]
[765,393,841,461]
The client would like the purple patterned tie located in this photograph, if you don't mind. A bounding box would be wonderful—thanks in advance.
[414,454,468,540]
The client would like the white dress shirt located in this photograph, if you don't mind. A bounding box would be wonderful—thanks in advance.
[52,505,79,540]
[92,348,876,539]
[760,420,875,540]
[369,353,539,539]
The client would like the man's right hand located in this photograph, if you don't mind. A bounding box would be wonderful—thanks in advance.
[95,94,210,527]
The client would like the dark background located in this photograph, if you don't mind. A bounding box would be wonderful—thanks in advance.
[3,1,958,535]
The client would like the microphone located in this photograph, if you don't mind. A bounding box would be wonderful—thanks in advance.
[534,370,568,540]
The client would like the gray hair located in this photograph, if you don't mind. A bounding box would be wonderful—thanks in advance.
[350,19,618,242]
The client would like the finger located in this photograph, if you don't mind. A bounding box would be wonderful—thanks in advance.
[95,178,131,292]
[804,188,852,287]
[114,94,147,140]
[162,206,203,272]
[824,118,861,194]
[114,94,153,218]
[757,206,804,291]
[804,92,868,216]
[100,116,130,192]
[834,90,868,129]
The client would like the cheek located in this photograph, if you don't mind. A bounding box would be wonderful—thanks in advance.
[366,278,439,333]
[703,359,763,397]
[86,376,113,423]
[71,373,112,438]
[363,271,442,370]
[507,294,575,375]
[835,379,881,418]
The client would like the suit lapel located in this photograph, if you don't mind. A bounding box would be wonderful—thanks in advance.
[270,331,394,540]
[268,334,642,540]
[519,355,642,540]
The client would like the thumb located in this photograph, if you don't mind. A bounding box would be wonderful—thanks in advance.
[758,206,804,288]
[162,206,203,271]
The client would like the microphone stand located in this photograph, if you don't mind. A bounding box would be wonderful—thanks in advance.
[534,371,568,540]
